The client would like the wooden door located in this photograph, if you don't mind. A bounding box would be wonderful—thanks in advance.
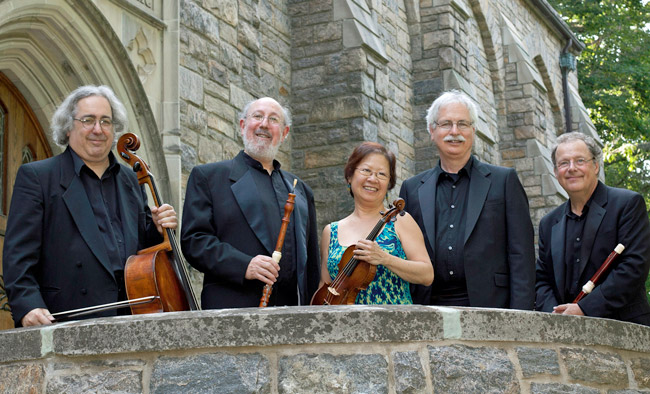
[0,72,52,329]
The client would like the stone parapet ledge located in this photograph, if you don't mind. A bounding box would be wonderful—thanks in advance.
[0,306,649,393]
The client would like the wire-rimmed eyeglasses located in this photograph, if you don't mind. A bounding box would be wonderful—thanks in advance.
[556,157,595,170]
[73,116,114,131]
[434,120,474,131]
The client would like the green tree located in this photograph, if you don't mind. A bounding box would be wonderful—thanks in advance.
[548,0,650,302]
[548,1,650,204]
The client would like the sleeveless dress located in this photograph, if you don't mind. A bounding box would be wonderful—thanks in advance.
[327,220,413,304]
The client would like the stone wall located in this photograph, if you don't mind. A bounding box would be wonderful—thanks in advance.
[0,307,648,393]
[178,0,590,233]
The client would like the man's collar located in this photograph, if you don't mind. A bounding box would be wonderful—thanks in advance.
[437,156,473,178]
[241,150,281,172]
[566,181,601,218]
[69,147,119,177]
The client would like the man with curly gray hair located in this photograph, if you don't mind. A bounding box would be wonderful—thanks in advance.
[3,85,178,327]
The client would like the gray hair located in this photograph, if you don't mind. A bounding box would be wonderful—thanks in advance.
[425,90,478,133]
[239,97,292,128]
[51,85,128,147]
[551,132,602,166]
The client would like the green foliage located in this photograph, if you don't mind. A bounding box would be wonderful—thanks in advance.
[548,1,650,302]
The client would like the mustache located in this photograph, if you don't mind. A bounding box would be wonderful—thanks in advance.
[254,129,272,138]
[443,134,466,142]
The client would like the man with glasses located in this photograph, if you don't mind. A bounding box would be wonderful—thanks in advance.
[3,85,178,327]
[181,97,320,308]
[399,90,535,309]
[536,132,650,325]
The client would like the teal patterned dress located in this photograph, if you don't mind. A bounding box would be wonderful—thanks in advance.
[326,220,413,304]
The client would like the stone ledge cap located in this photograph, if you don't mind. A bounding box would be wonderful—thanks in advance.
[0,306,648,362]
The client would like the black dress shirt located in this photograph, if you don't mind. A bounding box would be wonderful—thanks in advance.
[71,150,125,273]
[431,157,473,306]
[563,195,595,301]
[241,152,298,306]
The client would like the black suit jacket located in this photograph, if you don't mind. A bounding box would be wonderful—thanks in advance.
[2,147,160,326]
[536,181,650,324]
[180,151,320,308]
[399,157,535,309]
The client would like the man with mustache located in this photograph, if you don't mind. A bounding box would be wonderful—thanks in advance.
[3,85,178,327]
[399,90,535,309]
[181,97,320,308]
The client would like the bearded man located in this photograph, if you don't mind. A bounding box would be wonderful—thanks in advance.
[181,97,320,308]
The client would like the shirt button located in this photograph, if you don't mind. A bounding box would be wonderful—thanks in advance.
[448,246,453,250]
[451,205,455,209]
[449,224,454,229]
[576,237,580,241]
[452,185,456,189]
[576,258,580,263]
[449,270,454,275]
[81,289,87,295]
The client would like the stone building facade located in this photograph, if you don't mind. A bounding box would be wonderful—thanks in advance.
[0,0,596,327]
[175,0,596,231]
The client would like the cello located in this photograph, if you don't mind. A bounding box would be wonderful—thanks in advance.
[311,198,405,305]
[117,133,200,314]
[51,133,200,322]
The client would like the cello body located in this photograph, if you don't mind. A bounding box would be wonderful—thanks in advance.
[125,250,190,314]
[118,133,200,314]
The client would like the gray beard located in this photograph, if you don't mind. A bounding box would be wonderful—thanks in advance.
[242,132,281,163]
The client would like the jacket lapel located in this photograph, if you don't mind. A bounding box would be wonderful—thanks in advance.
[116,165,140,256]
[230,154,275,254]
[579,183,607,277]
[464,160,490,244]
[60,149,114,278]
[551,211,567,301]
[418,168,440,257]
[286,173,308,303]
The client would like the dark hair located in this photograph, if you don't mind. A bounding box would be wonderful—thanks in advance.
[344,142,396,197]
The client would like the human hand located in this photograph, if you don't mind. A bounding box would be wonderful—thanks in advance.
[353,240,389,266]
[552,303,584,316]
[151,203,178,233]
[245,255,280,285]
[21,308,54,327]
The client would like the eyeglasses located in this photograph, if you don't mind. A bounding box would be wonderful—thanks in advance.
[248,113,281,126]
[74,116,114,131]
[556,157,595,170]
[356,168,389,181]
[434,120,474,131]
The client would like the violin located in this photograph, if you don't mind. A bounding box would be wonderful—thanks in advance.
[310,198,405,305]
[117,133,200,313]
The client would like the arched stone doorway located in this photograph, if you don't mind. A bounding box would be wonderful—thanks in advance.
[0,73,52,329]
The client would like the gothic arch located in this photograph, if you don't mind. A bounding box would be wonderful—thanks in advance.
[0,0,171,199]
[533,55,565,136]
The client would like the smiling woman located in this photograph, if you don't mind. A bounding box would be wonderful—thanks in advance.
[315,142,433,305]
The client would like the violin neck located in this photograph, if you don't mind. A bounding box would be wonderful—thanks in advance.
[366,218,387,242]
